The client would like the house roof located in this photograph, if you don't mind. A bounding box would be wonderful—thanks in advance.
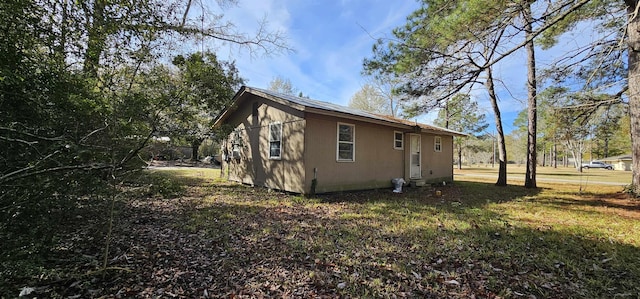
[600,154,632,161]
[215,86,466,137]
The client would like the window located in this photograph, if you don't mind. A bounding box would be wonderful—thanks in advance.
[337,123,355,161]
[269,122,282,159]
[434,136,442,152]
[394,131,404,150]
[231,130,243,159]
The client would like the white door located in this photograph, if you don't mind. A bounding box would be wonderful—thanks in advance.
[410,134,421,179]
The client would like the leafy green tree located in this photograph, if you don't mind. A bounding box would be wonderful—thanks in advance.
[363,0,516,186]
[0,0,288,286]
[591,105,629,158]
[536,0,637,191]
[464,135,495,165]
[608,113,633,156]
[537,88,563,168]
[540,87,600,170]
[434,94,489,169]
[505,131,528,165]
[168,52,243,160]
[2,0,288,183]
[363,0,608,187]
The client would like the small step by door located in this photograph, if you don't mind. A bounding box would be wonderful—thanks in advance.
[410,134,421,179]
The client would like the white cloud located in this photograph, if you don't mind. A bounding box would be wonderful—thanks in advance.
[201,0,421,106]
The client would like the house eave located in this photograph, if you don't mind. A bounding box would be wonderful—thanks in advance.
[215,86,468,137]
[305,107,408,129]
[305,107,466,137]
[245,87,306,112]
[214,86,307,128]
[213,87,246,128]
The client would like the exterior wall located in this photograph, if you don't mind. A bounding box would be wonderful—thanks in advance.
[418,134,455,183]
[221,94,457,194]
[620,161,632,171]
[600,158,632,171]
[606,160,633,171]
[304,113,406,193]
[225,113,254,185]
[224,94,306,193]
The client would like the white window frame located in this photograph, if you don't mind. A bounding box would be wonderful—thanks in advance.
[434,136,442,152]
[269,122,282,159]
[394,131,404,150]
[336,122,355,162]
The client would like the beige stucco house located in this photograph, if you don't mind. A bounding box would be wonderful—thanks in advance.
[600,154,633,171]
[213,86,465,194]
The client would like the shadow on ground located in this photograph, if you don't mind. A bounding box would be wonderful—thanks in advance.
[2,175,639,298]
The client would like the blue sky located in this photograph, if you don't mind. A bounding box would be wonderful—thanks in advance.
[196,0,601,134]
[216,0,420,103]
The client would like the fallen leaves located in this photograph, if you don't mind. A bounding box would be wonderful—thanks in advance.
[5,170,640,298]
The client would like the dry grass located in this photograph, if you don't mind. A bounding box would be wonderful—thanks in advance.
[3,167,639,298]
[455,165,632,185]
[174,168,640,297]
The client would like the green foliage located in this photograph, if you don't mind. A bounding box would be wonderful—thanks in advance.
[172,52,243,113]
[434,94,488,167]
[591,105,629,158]
[538,0,626,105]
[0,0,288,296]
[0,1,280,290]
[363,0,516,101]
[161,52,243,159]
[434,94,488,133]
[537,0,623,49]
[529,86,630,166]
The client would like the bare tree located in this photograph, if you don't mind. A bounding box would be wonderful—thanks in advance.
[348,84,391,115]
[268,76,298,95]
[365,73,404,117]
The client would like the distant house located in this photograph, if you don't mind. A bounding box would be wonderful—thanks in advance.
[600,154,633,171]
[213,86,465,194]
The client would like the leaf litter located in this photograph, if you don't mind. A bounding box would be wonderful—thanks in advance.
[6,171,640,298]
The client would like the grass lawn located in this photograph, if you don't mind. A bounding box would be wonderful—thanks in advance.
[455,165,632,186]
[1,167,639,298]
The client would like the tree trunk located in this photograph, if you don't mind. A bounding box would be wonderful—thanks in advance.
[627,0,640,194]
[566,139,584,172]
[552,143,557,168]
[55,0,69,66]
[191,139,203,161]
[457,142,462,170]
[444,100,450,129]
[524,3,537,189]
[83,0,107,77]
[485,67,507,186]
[542,143,546,167]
